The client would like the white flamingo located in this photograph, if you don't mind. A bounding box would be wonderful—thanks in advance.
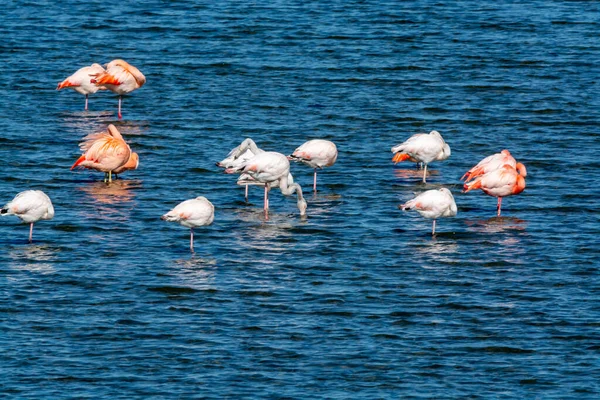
[1,190,55,243]
[57,63,107,110]
[289,139,338,192]
[161,196,214,252]
[400,188,457,235]
[225,151,307,220]
[391,130,451,183]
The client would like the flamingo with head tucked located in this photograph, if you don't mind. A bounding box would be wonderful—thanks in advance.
[461,149,516,182]
[71,124,132,183]
[225,151,307,220]
[57,63,106,110]
[463,163,527,216]
[391,130,451,183]
[400,188,457,235]
[289,139,338,192]
[162,197,214,252]
[1,190,54,243]
[91,59,145,119]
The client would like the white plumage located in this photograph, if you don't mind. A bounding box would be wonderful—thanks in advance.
[391,130,451,183]
[289,139,338,192]
[400,188,457,235]
[161,197,214,252]
[1,190,55,242]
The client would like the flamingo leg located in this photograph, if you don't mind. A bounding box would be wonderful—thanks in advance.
[245,184,249,202]
[85,94,89,111]
[118,96,122,119]
[264,184,270,220]
[108,171,113,183]
[29,222,34,243]
[423,164,428,183]
[313,168,317,192]
[432,219,436,236]
[190,228,194,252]
[497,197,502,217]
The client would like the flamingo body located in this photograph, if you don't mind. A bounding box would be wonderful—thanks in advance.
[391,130,451,183]
[400,188,457,235]
[461,149,516,182]
[463,163,527,216]
[225,151,307,218]
[57,63,106,109]
[1,190,54,242]
[91,59,145,118]
[161,197,214,252]
[289,139,338,191]
[71,124,132,182]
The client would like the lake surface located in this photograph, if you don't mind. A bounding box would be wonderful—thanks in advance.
[1,1,599,398]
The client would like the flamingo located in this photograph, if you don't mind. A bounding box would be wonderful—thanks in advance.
[217,138,263,201]
[71,124,132,183]
[57,63,107,110]
[161,196,214,252]
[225,151,307,220]
[463,163,527,216]
[400,188,457,235]
[1,190,54,243]
[391,130,451,183]
[90,59,146,119]
[217,139,295,202]
[461,149,516,182]
[289,139,338,192]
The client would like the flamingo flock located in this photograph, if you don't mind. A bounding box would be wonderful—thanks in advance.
[2,60,529,250]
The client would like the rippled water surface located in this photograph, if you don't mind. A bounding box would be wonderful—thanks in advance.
[1,1,599,398]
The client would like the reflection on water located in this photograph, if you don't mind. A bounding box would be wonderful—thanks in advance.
[170,257,218,290]
[79,179,140,205]
[466,216,528,234]
[417,237,460,265]
[393,168,439,181]
[8,244,58,274]
[77,180,140,222]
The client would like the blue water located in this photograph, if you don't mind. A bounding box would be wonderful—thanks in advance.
[1,1,599,398]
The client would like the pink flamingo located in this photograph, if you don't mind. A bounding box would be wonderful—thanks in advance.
[57,63,106,110]
[1,190,54,243]
[400,188,457,235]
[161,197,214,252]
[225,152,307,220]
[90,59,145,119]
[71,124,132,182]
[463,163,527,216]
[461,149,516,182]
[289,139,338,192]
[391,130,451,183]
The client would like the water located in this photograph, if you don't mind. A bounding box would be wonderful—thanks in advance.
[1,1,599,398]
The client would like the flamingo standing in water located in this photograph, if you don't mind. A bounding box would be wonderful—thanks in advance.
[289,139,338,192]
[57,63,106,110]
[217,138,263,201]
[391,130,451,183]
[161,197,214,252]
[1,190,54,243]
[71,124,132,183]
[217,139,295,202]
[225,151,307,220]
[463,163,527,216]
[461,149,516,182]
[90,59,145,119]
[400,188,457,235]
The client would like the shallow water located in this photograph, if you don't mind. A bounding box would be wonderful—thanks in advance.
[1,1,599,398]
